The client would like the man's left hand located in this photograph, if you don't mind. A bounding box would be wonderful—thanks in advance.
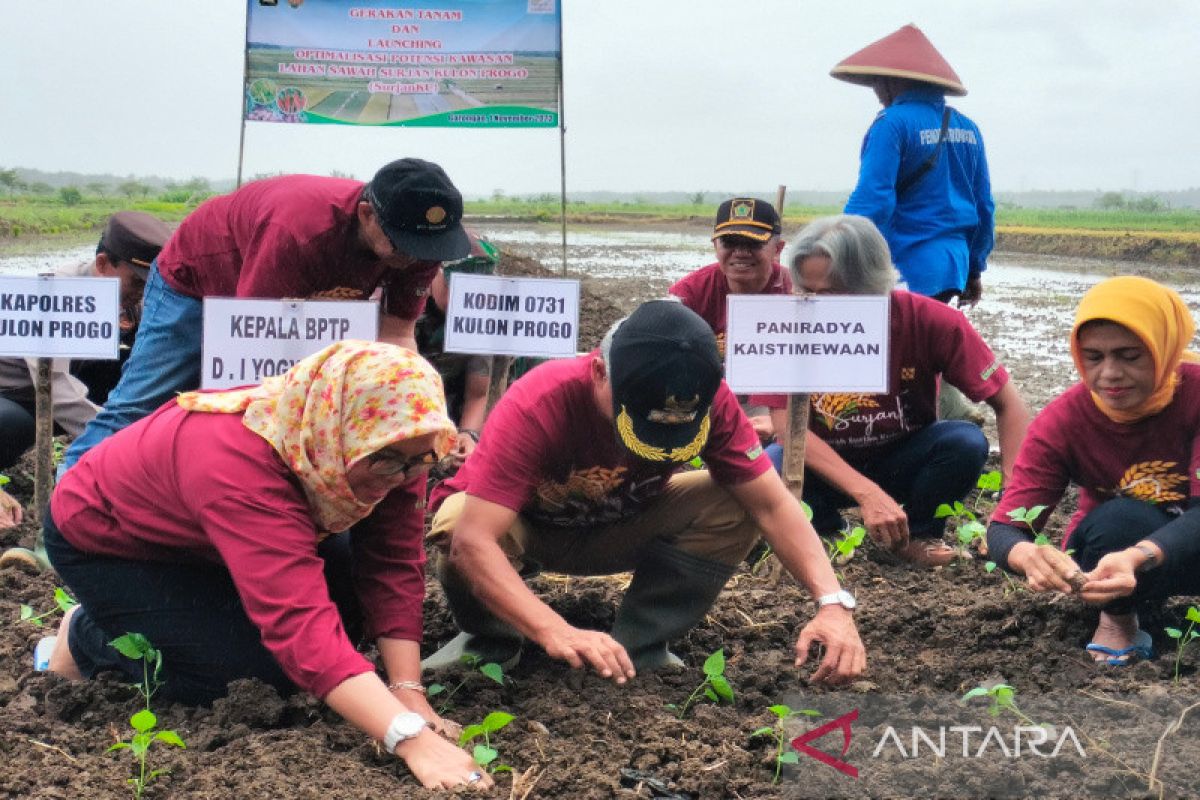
[443,431,476,470]
[794,606,866,685]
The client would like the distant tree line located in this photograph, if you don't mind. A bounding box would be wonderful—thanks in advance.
[0,167,213,206]
[1093,191,1169,213]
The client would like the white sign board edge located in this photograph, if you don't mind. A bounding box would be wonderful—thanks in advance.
[724,294,890,394]
[0,275,121,359]
[201,297,379,389]
[444,273,580,358]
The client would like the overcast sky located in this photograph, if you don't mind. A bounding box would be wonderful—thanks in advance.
[3,0,1197,196]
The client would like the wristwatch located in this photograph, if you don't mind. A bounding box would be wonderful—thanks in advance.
[816,589,857,611]
[383,711,429,754]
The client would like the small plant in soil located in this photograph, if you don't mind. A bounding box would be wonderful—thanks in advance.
[428,653,506,713]
[961,682,1039,727]
[982,560,1025,595]
[1165,605,1200,684]
[107,633,186,799]
[750,704,821,784]
[19,586,76,626]
[826,525,866,565]
[1006,506,1050,545]
[458,710,515,774]
[671,649,734,719]
[934,500,987,558]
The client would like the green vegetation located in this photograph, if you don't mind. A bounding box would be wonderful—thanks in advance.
[750,704,821,784]
[671,649,734,719]
[427,653,507,713]
[458,711,515,774]
[107,634,186,799]
[0,196,193,238]
[1165,605,1200,684]
[19,587,77,627]
[961,682,1039,727]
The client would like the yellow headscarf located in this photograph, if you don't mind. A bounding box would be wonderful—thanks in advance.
[177,340,455,533]
[1070,276,1198,423]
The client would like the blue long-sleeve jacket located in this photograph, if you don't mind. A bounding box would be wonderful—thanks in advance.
[844,86,995,297]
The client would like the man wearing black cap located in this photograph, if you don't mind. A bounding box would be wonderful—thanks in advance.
[422,300,865,684]
[63,159,470,469]
[670,197,790,443]
[0,211,171,477]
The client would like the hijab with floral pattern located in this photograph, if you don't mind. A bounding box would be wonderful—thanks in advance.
[1070,275,1198,424]
[177,340,455,532]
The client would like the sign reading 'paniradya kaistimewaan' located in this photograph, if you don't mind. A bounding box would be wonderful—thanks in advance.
[444,273,579,358]
[201,297,379,389]
[0,275,120,360]
[244,0,561,127]
[724,295,890,394]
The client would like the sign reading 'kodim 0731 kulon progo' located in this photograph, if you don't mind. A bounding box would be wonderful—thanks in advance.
[244,0,561,127]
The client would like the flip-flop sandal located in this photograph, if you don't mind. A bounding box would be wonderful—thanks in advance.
[1085,629,1153,666]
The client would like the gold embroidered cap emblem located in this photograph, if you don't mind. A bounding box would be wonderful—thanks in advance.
[731,200,754,220]
[425,206,447,224]
[647,394,700,424]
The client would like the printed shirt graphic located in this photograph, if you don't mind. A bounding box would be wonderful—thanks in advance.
[804,291,1006,461]
[157,175,437,320]
[431,354,769,528]
[994,362,1200,541]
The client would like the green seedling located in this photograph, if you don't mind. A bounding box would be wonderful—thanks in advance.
[983,560,1024,594]
[750,704,821,784]
[19,586,76,626]
[107,634,185,799]
[935,501,987,558]
[1165,605,1200,684]
[458,711,515,774]
[427,653,506,713]
[673,649,734,719]
[961,682,1038,727]
[0,474,10,489]
[52,440,66,467]
[1007,505,1050,545]
[826,525,867,565]
[976,470,1003,496]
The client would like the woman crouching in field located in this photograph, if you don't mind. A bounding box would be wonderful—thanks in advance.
[986,276,1200,665]
[42,340,492,790]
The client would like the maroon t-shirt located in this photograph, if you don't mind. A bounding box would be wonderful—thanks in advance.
[430,354,770,528]
[669,261,792,359]
[156,174,437,320]
[993,363,1200,543]
[800,290,1007,462]
[51,403,427,699]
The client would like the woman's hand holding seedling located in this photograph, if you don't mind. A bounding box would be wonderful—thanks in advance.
[1078,547,1149,605]
[1010,542,1084,594]
[795,606,866,685]
[395,727,495,791]
[537,622,636,684]
[391,686,461,740]
[851,483,909,549]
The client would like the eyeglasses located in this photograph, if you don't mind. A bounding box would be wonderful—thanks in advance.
[717,235,767,252]
[365,448,440,477]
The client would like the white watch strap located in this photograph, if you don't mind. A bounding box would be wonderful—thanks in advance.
[383,712,428,753]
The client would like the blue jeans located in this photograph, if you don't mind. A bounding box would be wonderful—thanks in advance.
[63,262,203,470]
[44,508,362,705]
[766,420,989,537]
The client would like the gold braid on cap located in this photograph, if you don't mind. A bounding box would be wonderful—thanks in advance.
[616,406,710,463]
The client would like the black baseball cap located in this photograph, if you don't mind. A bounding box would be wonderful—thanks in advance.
[608,300,723,464]
[711,197,782,242]
[365,158,470,261]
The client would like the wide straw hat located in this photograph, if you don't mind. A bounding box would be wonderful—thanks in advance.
[831,24,967,97]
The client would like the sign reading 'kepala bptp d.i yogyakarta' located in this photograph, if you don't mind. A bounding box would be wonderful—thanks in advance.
[444,273,579,358]
[201,297,379,389]
[0,275,121,360]
[245,0,561,127]
[724,295,890,394]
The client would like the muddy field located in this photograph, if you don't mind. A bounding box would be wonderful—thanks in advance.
[2,230,1200,799]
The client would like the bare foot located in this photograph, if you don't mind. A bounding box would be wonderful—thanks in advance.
[48,604,84,680]
[1087,611,1139,663]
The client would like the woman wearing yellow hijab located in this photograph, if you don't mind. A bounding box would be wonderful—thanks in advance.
[42,340,493,791]
[987,276,1200,665]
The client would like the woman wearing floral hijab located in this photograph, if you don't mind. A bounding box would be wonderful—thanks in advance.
[987,276,1200,665]
[42,340,492,790]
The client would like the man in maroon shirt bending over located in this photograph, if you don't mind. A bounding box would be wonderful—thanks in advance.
[64,158,470,469]
[423,300,865,685]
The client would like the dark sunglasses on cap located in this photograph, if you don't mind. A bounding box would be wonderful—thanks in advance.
[717,235,767,252]
[366,447,439,477]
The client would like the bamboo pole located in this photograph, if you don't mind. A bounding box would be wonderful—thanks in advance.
[773,184,810,502]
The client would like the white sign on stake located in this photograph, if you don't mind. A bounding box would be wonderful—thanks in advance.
[724,295,890,393]
[0,275,121,359]
[444,273,580,358]
[201,297,379,389]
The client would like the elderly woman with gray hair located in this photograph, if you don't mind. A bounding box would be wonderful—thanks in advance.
[762,215,1030,567]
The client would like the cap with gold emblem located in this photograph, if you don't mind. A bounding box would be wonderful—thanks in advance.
[711,197,781,242]
[365,158,470,261]
[607,300,723,464]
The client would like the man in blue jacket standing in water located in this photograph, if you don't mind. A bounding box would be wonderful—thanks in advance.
[834,24,995,309]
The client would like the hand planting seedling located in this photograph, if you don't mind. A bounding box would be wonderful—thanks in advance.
[826,525,866,565]
[1006,505,1086,592]
[672,649,734,719]
[427,653,506,713]
[961,682,1039,727]
[19,586,76,627]
[1165,604,1200,683]
[458,711,515,774]
[108,634,185,799]
[750,704,821,784]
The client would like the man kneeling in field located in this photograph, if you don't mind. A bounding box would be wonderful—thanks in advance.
[424,300,865,684]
